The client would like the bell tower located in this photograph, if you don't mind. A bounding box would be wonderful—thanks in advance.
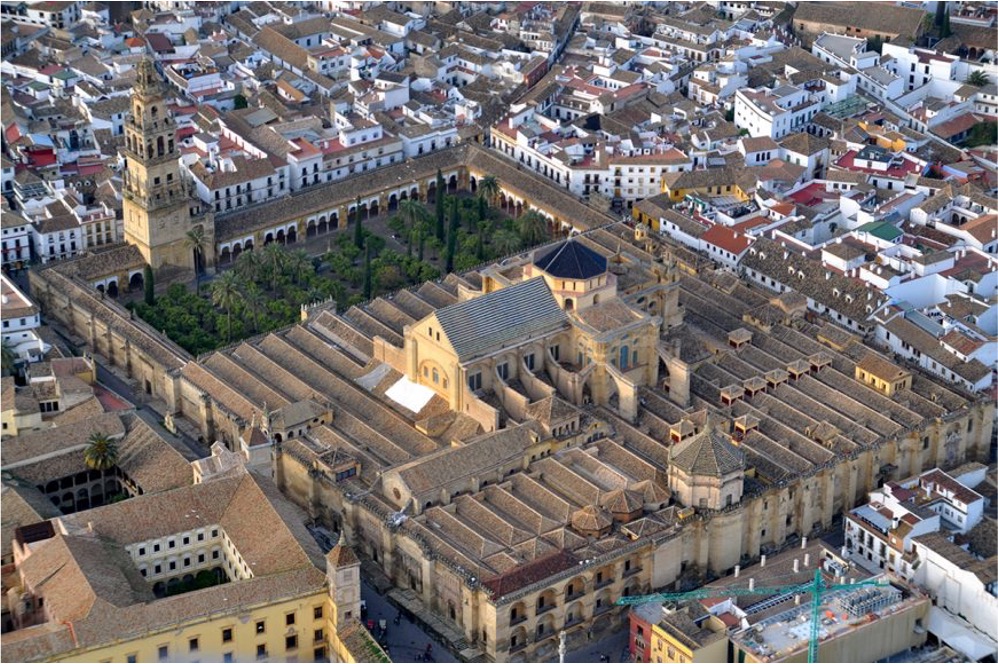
[122,57,213,273]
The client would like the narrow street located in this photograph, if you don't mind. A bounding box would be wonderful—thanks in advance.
[360,580,458,663]
[93,361,206,459]
[564,627,631,664]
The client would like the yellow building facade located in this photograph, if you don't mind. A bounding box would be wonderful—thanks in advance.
[1,466,380,664]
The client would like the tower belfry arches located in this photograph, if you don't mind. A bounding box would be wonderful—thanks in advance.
[121,57,214,276]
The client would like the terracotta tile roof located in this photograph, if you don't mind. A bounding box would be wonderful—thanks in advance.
[573,299,644,333]
[740,238,888,324]
[920,469,983,507]
[2,413,126,468]
[794,2,927,38]
[0,477,61,562]
[856,352,909,382]
[481,549,579,598]
[700,224,753,256]
[779,132,829,156]
[601,488,643,515]
[253,26,308,71]
[914,531,996,586]
[393,423,536,495]
[939,329,984,357]
[571,504,612,531]
[669,427,744,477]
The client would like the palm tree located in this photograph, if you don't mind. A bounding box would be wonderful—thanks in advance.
[398,199,428,238]
[212,271,243,343]
[305,286,327,305]
[492,229,522,256]
[240,283,266,333]
[287,249,311,285]
[965,70,991,87]
[1,338,16,377]
[184,226,207,293]
[84,432,119,472]
[261,242,286,292]
[478,175,501,207]
[516,210,549,247]
[235,249,261,283]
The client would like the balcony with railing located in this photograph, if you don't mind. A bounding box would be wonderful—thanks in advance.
[535,603,555,616]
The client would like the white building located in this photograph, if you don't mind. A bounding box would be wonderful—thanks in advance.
[184,131,288,214]
[733,85,820,139]
[1,273,50,365]
[1,208,32,270]
[911,531,997,661]
[844,482,940,579]
[0,0,81,29]
[26,203,82,264]
[882,42,959,92]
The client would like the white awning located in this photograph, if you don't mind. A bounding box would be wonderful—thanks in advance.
[927,606,998,662]
[385,376,435,414]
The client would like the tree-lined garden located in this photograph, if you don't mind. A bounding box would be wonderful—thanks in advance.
[132,174,560,356]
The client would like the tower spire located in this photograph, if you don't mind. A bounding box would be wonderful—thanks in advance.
[135,56,165,97]
[121,54,214,273]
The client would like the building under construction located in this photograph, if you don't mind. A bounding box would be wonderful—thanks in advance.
[629,539,930,663]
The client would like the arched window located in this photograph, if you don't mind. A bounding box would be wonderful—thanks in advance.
[619,345,630,370]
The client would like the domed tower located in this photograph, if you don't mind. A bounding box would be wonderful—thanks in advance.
[526,239,616,312]
[668,420,745,511]
[122,57,213,273]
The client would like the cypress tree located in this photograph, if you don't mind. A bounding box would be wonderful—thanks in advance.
[143,264,155,306]
[353,196,363,248]
[445,197,459,274]
[362,240,372,300]
[434,170,445,241]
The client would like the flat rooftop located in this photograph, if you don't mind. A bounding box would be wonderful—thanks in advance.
[731,579,921,660]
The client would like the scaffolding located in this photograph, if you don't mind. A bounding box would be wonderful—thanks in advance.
[839,585,902,618]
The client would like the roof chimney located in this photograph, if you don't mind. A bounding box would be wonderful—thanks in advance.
[748,577,755,591]
[734,565,741,578]
[804,553,811,567]
[793,558,800,573]
[802,537,808,549]
[760,554,767,567]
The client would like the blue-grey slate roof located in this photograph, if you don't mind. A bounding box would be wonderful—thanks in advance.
[533,240,608,280]
[435,277,568,361]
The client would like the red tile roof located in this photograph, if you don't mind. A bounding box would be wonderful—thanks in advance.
[835,149,923,179]
[701,224,753,256]
[482,549,578,598]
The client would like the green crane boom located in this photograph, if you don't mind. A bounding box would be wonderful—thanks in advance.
[616,569,889,663]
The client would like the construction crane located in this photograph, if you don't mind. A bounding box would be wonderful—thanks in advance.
[616,568,889,663]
